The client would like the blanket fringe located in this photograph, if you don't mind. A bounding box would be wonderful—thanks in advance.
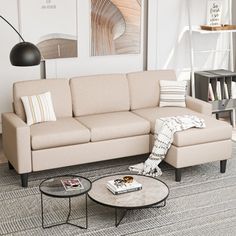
[129,115,206,177]
[142,158,162,177]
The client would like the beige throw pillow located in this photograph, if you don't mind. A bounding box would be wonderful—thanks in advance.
[159,80,187,107]
[21,92,56,125]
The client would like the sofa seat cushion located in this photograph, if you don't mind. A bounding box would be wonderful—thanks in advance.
[76,112,150,142]
[133,107,232,147]
[31,118,90,150]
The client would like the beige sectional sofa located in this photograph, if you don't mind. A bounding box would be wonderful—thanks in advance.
[2,70,232,187]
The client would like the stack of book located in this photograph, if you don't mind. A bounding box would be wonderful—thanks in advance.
[106,179,142,195]
[208,82,230,101]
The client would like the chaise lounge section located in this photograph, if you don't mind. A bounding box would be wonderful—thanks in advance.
[2,70,232,187]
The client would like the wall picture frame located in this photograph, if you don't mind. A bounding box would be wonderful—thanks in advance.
[90,0,142,56]
[19,0,78,60]
[206,0,223,26]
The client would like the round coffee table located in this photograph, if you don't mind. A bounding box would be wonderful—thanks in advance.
[39,175,92,229]
[88,174,169,227]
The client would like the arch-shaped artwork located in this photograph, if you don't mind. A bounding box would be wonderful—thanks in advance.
[91,0,141,56]
[36,33,77,59]
[19,0,78,60]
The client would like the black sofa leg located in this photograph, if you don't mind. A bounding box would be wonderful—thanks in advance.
[21,174,28,188]
[175,168,181,182]
[8,161,14,170]
[220,160,227,173]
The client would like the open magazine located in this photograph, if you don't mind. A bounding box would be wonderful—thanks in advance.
[61,177,84,191]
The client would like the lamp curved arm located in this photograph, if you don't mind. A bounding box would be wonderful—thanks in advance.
[1,15,44,74]
[0,15,25,42]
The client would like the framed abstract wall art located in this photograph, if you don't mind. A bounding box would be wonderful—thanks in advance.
[91,0,142,56]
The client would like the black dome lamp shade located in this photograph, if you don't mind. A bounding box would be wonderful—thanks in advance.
[10,42,41,66]
[1,15,41,67]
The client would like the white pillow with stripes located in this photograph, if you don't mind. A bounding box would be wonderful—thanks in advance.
[159,80,187,107]
[21,92,56,125]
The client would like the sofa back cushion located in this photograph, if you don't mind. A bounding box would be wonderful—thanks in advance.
[127,70,176,110]
[70,74,130,116]
[13,79,72,121]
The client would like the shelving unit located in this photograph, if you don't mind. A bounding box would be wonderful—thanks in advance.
[191,27,236,34]
[187,0,235,97]
[195,69,236,126]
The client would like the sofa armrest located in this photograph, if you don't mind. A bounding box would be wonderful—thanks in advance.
[2,113,31,174]
[186,96,212,116]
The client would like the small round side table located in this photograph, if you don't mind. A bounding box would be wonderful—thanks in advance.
[39,175,92,229]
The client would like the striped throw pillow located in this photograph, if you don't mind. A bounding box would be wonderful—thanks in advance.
[21,92,56,125]
[159,80,187,107]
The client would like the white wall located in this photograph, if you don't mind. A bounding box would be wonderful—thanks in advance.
[0,0,40,132]
[148,0,232,81]
[0,0,146,131]
[233,0,236,70]
[45,1,145,78]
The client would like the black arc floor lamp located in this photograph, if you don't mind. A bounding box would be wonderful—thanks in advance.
[0,15,45,77]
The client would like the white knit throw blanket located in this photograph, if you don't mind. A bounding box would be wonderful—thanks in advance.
[129,115,206,177]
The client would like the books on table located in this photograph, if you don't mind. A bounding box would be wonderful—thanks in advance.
[61,178,84,191]
[106,179,142,195]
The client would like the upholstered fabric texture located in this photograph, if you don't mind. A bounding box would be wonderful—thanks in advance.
[159,80,187,107]
[127,70,176,110]
[30,117,90,150]
[77,111,150,142]
[185,96,212,116]
[1,112,31,174]
[32,135,149,171]
[5,70,232,180]
[70,74,130,116]
[150,136,232,168]
[13,79,72,121]
[21,92,56,126]
[133,107,232,147]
